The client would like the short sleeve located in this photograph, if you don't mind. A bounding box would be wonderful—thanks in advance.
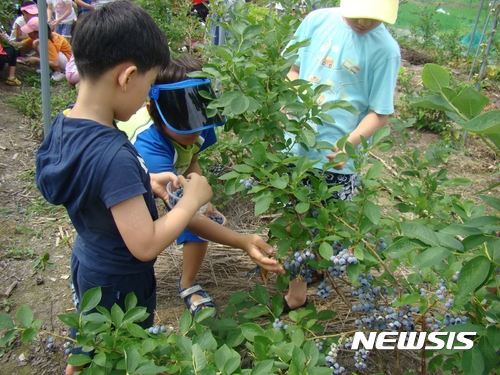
[99,148,147,208]
[369,55,400,115]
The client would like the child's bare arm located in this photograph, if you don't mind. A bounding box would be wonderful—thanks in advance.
[111,174,212,262]
[187,216,285,274]
[326,111,388,170]
[287,64,300,81]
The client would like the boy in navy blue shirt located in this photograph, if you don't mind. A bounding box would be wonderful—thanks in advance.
[35,2,282,374]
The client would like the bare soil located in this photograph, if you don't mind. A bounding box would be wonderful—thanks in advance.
[0,55,498,375]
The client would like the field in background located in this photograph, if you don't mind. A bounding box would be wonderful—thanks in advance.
[395,0,498,43]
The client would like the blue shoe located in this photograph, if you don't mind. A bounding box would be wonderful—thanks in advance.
[177,277,216,316]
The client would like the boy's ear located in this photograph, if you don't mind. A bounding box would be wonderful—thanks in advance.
[145,101,151,114]
[117,65,138,91]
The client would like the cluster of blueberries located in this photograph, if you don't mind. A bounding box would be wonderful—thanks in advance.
[239,177,259,190]
[168,185,184,208]
[272,318,289,330]
[148,325,174,335]
[206,214,225,224]
[208,163,225,176]
[283,249,316,283]
[325,336,368,374]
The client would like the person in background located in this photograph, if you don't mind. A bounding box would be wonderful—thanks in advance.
[21,17,72,81]
[281,0,401,313]
[64,15,83,87]
[0,24,22,86]
[191,0,210,21]
[73,0,95,14]
[47,0,76,40]
[8,1,38,44]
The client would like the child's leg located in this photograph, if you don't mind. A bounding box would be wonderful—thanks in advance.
[179,240,208,304]
[285,278,308,309]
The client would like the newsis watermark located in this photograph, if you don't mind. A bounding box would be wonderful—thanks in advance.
[351,331,477,350]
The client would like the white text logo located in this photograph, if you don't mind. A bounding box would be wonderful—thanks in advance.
[351,332,476,350]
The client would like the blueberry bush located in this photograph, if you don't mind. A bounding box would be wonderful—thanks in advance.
[1,1,499,374]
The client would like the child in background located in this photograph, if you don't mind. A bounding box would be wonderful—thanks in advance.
[120,54,285,316]
[0,24,22,86]
[21,16,72,81]
[35,2,282,373]
[64,16,82,87]
[282,0,401,312]
[47,0,76,40]
[8,1,38,44]
[73,0,95,14]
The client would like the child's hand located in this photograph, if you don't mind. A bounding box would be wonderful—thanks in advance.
[180,173,213,209]
[326,150,347,170]
[150,172,178,202]
[242,235,285,274]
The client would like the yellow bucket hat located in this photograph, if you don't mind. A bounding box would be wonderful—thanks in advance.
[340,0,399,24]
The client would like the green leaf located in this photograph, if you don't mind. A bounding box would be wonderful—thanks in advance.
[57,313,80,328]
[457,256,491,298]
[428,355,443,371]
[179,309,192,335]
[412,247,450,269]
[232,164,254,173]
[127,323,148,339]
[400,222,439,246]
[291,328,305,347]
[215,344,231,372]
[227,291,248,304]
[477,336,498,375]
[421,63,450,91]
[192,343,207,371]
[252,142,267,165]
[80,287,102,313]
[384,237,424,258]
[319,242,333,261]
[244,305,269,319]
[124,292,137,312]
[122,306,147,325]
[479,195,500,212]
[243,24,262,39]
[302,129,317,147]
[371,126,390,145]
[194,308,216,323]
[451,87,489,118]
[231,95,250,115]
[486,326,500,349]
[67,354,92,367]
[363,201,381,224]
[254,196,273,216]
[21,328,36,343]
[250,359,274,375]
[251,283,269,306]
[461,110,500,134]
[125,345,141,373]
[409,94,455,112]
[365,162,383,180]
[0,329,18,347]
[269,176,287,189]
[16,305,33,328]
[461,346,484,375]
[295,202,310,213]
[240,323,265,342]
[0,314,14,329]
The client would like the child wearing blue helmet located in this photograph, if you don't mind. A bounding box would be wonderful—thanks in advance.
[128,54,285,316]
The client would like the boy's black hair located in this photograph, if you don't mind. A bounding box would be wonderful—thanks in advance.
[149,54,203,131]
[72,0,170,81]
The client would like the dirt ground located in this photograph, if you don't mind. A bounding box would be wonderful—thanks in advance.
[0,53,498,375]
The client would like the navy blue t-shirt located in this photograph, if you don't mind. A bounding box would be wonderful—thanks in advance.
[36,112,158,275]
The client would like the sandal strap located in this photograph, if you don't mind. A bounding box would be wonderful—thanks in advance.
[179,284,203,299]
[189,297,215,314]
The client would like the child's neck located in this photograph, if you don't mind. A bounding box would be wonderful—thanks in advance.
[67,81,116,127]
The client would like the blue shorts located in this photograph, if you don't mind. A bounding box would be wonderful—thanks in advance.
[69,253,156,354]
[54,22,73,37]
[163,202,207,245]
